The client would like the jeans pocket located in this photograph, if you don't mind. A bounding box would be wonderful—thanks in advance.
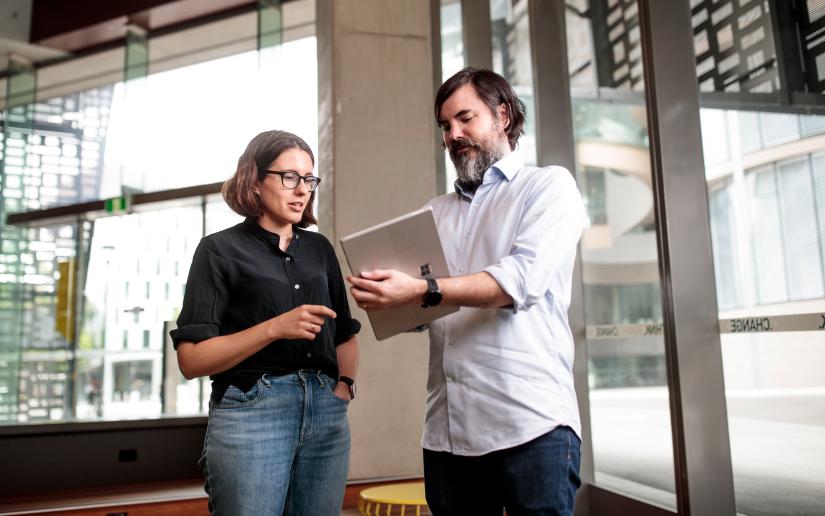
[215,381,264,409]
[326,382,350,407]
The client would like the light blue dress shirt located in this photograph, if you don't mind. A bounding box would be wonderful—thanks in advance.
[423,151,587,456]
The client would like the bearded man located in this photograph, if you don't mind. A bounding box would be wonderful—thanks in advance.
[347,68,587,516]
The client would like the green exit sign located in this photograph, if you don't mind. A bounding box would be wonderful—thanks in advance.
[104,196,129,213]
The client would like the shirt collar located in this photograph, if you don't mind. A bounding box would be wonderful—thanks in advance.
[453,151,523,200]
[489,151,523,181]
[243,217,300,247]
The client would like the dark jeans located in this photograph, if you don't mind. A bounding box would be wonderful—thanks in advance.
[423,426,581,516]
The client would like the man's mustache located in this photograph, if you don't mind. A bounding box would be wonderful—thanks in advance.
[449,139,481,155]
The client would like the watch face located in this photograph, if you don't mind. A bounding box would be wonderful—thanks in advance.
[425,290,443,306]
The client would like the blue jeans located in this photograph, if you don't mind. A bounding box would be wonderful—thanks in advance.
[423,426,581,516]
[199,370,350,516]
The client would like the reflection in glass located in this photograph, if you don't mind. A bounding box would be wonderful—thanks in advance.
[205,197,244,236]
[702,108,825,516]
[81,207,202,420]
[113,360,152,402]
[574,99,675,510]
[440,0,464,82]
[490,0,536,165]
[440,0,464,191]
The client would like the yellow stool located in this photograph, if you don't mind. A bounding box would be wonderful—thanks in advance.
[358,481,429,516]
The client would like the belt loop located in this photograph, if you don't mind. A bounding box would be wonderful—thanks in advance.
[261,374,271,388]
[316,369,324,387]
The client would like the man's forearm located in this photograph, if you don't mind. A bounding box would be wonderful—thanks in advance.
[438,272,512,309]
[348,269,512,310]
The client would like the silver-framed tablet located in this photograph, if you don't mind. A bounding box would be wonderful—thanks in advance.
[340,207,458,340]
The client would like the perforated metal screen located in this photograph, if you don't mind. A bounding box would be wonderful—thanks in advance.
[690,0,779,93]
[799,0,825,91]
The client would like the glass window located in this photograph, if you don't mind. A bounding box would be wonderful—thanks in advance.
[440,0,464,82]
[702,106,825,516]
[760,113,801,148]
[0,88,114,221]
[566,0,597,91]
[701,109,730,165]
[573,96,675,508]
[0,5,318,426]
[777,158,824,300]
[112,361,153,402]
[490,0,537,165]
[801,114,825,137]
[812,153,825,275]
[102,39,318,195]
[562,2,675,506]
[739,111,762,153]
[748,166,789,304]
[709,181,741,309]
[582,169,608,225]
[205,196,244,235]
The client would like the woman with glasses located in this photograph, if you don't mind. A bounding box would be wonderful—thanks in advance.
[171,130,360,516]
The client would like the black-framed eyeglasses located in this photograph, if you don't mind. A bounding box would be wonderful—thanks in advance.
[263,170,321,192]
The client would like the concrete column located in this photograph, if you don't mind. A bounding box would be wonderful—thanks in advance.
[317,0,438,480]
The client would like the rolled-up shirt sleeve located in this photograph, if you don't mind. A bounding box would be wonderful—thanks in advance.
[170,238,228,348]
[326,242,361,345]
[484,167,587,313]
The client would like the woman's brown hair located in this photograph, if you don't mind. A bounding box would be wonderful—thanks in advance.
[222,130,318,228]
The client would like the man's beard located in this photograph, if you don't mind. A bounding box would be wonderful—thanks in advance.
[449,138,503,192]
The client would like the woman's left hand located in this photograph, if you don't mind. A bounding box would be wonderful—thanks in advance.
[333,381,352,402]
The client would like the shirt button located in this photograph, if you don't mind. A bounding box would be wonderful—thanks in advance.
[306,352,312,358]
[294,284,300,290]
[285,257,291,262]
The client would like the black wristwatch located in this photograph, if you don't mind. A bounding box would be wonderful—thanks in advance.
[421,278,443,308]
[338,376,356,400]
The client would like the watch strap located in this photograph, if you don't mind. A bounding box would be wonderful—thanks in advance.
[338,375,356,399]
[421,278,443,307]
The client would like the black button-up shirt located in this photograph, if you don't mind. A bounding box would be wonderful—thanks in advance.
[170,218,360,394]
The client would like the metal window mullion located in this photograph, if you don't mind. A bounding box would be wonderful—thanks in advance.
[768,0,807,101]
[124,25,149,82]
[432,0,447,195]
[258,0,283,50]
[772,164,793,302]
[637,1,736,515]
[527,1,594,501]
[460,0,493,69]
[588,0,614,89]
[805,153,825,292]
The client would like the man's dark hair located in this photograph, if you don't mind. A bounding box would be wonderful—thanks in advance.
[434,67,527,150]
